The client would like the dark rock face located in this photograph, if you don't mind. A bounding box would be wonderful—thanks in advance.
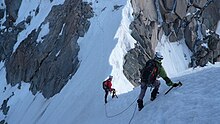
[125,0,220,86]
[4,0,22,25]
[0,9,4,19]
[1,0,93,98]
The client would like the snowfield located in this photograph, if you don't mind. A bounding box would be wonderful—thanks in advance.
[0,0,220,124]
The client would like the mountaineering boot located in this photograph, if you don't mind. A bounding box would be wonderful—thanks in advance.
[137,99,144,111]
[151,88,159,101]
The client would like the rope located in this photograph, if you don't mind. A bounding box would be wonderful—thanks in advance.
[136,41,152,59]
[128,103,137,124]
[104,96,138,118]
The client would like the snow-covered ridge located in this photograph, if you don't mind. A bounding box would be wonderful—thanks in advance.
[109,0,135,93]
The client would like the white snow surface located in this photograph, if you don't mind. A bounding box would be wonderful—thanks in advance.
[155,35,192,77]
[0,0,220,124]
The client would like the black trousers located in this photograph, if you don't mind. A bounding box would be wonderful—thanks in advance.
[104,90,109,103]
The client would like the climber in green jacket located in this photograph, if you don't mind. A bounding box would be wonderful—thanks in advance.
[137,52,179,111]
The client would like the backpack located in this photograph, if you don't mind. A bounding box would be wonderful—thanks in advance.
[140,59,158,84]
[102,81,108,90]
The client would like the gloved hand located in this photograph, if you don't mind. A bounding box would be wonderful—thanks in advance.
[172,83,179,87]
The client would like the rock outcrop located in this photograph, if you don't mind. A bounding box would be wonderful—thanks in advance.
[125,0,220,86]
[0,0,93,98]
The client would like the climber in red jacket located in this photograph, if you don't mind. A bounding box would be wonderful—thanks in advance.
[102,76,117,103]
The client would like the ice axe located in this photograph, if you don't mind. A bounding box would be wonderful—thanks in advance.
[111,89,118,98]
[164,81,182,95]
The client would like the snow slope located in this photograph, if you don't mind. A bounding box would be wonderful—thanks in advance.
[1,61,220,124]
[104,63,220,124]
[0,0,220,124]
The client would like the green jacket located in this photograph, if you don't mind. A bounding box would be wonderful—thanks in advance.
[155,60,173,86]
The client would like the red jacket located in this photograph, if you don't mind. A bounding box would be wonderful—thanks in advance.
[104,79,112,91]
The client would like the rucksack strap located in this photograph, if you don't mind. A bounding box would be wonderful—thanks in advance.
[103,81,107,90]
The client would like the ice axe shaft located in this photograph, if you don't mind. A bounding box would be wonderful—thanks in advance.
[164,82,182,95]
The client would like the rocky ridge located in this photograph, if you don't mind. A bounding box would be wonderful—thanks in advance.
[124,0,220,85]
[0,0,93,98]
